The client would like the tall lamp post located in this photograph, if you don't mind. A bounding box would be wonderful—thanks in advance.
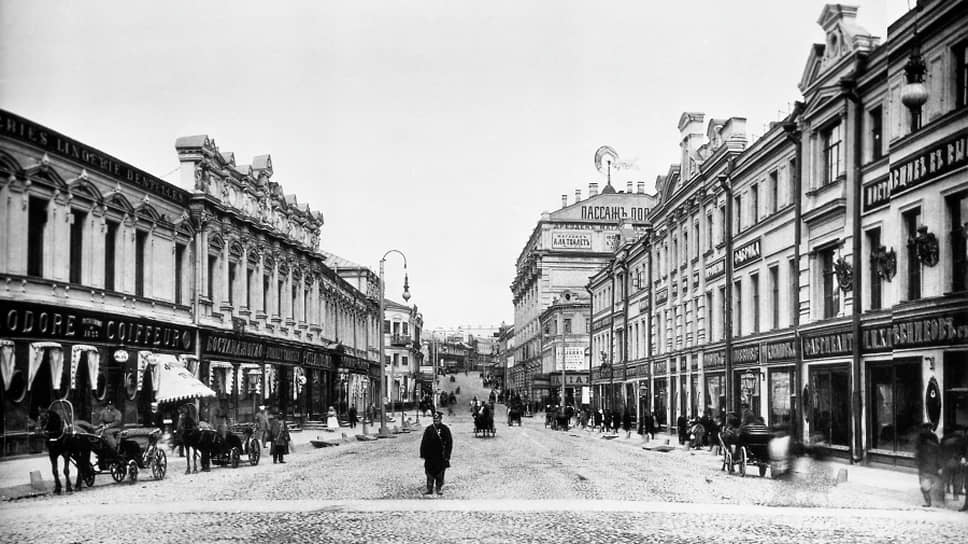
[600,350,613,412]
[378,249,411,438]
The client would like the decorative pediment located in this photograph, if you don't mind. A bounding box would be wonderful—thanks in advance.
[800,5,879,91]
[67,174,103,205]
[104,192,134,215]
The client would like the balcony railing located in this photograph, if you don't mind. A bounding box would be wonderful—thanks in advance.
[390,334,411,347]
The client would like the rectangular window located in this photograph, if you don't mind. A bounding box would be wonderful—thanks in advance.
[564,318,572,334]
[135,230,147,297]
[957,41,968,109]
[751,273,760,334]
[769,171,779,214]
[104,219,118,291]
[393,321,400,336]
[867,228,882,310]
[208,256,218,301]
[705,291,713,339]
[403,322,410,336]
[718,286,726,341]
[821,247,839,319]
[383,320,390,334]
[733,195,742,234]
[870,106,884,161]
[27,197,47,277]
[277,280,283,316]
[821,121,843,185]
[694,223,700,258]
[789,258,798,324]
[673,237,679,269]
[750,184,759,224]
[393,353,399,366]
[734,280,742,336]
[683,231,689,264]
[403,356,409,367]
[949,192,968,292]
[69,209,86,284]
[706,213,714,251]
[303,289,309,322]
[228,262,237,305]
[262,274,270,313]
[769,265,779,329]
[245,268,254,309]
[719,204,726,245]
[290,284,297,319]
[175,244,186,305]
[904,208,922,300]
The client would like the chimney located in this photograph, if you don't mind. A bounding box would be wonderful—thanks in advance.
[561,194,568,208]
[626,181,633,193]
[637,182,645,194]
[589,183,598,197]
[575,189,582,202]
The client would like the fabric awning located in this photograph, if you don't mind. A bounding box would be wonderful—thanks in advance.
[156,355,216,404]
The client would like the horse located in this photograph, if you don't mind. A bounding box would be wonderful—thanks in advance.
[174,414,217,473]
[37,409,90,494]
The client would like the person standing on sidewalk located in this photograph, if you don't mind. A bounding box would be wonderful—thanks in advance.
[270,416,291,464]
[915,423,942,507]
[419,411,453,496]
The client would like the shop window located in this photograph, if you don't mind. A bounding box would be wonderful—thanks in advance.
[820,247,839,319]
[705,374,724,416]
[27,196,47,278]
[868,360,922,453]
[135,230,147,297]
[769,370,793,429]
[808,366,850,447]
[821,121,844,186]
[944,352,968,431]
[904,208,922,300]
[104,219,118,291]
[69,209,86,284]
[949,192,968,292]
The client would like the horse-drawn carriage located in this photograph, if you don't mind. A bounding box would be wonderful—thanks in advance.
[473,404,496,438]
[507,403,523,426]
[719,423,774,477]
[40,400,167,493]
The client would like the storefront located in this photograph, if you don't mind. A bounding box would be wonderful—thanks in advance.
[702,349,726,418]
[652,358,668,429]
[199,329,334,426]
[801,327,853,456]
[549,370,590,406]
[336,354,371,416]
[0,300,195,456]
[763,337,797,431]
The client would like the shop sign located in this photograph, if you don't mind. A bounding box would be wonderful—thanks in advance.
[0,300,194,351]
[802,329,853,359]
[862,312,968,352]
[550,373,590,386]
[200,330,333,369]
[113,350,129,363]
[551,232,592,250]
[887,127,968,201]
[764,339,796,363]
[626,364,650,378]
[653,359,668,375]
[704,350,725,370]
[732,343,760,365]
[733,238,762,270]
[339,356,370,372]
[705,258,725,281]
[862,176,890,212]
[0,109,189,206]
[655,288,668,306]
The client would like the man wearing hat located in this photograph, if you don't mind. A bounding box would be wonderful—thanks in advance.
[419,411,453,496]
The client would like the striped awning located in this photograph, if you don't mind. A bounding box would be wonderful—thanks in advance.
[156,356,216,404]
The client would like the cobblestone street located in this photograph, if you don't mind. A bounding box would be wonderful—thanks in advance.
[1,382,965,544]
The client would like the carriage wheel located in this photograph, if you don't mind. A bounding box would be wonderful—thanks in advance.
[111,461,126,482]
[127,460,139,483]
[248,439,261,466]
[152,449,168,480]
[83,462,96,488]
[230,447,241,469]
[739,447,748,477]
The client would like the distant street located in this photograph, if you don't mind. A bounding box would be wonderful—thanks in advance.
[0,373,964,544]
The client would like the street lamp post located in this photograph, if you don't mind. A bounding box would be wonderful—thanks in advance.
[378,249,411,438]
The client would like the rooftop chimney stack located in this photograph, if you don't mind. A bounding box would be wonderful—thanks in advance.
[637,182,645,194]
[561,194,568,208]
[575,189,582,202]
[626,181,633,193]
[589,183,598,197]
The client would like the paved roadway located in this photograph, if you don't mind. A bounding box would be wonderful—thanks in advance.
[0,375,964,543]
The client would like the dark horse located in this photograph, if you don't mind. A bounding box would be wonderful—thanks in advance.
[174,413,217,473]
[38,409,90,494]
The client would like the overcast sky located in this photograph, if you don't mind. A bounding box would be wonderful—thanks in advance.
[0,0,907,329]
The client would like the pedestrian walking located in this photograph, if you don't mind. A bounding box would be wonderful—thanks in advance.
[622,405,632,439]
[915,422,942,507]
[419,411,453,496]
[348,405,358,429]
[270,415,291,464]
[254,405,270,449]
[594,408,603,432]
[643,410,655,440]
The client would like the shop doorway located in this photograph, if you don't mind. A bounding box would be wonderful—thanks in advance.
[868,358,922,454]
[809,365,850,447]
[944,351,968,431]
[653,378,667,431]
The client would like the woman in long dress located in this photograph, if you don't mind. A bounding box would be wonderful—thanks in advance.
[326,406,340,430]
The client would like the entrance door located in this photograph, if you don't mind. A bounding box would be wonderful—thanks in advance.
[653,378,667,430]
[868,358,922,454]
[809,365,850,447]
[768,368,793,428]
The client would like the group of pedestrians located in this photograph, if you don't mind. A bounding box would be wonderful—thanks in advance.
[915,423,967,511]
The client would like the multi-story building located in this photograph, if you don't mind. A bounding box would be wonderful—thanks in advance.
[383,298,423,405]
[0,110,382,455]
[538,290,590,406]
[511,173,657,402]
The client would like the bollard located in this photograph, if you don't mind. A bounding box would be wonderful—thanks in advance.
[836,468,848,484]
[29,470,45,490]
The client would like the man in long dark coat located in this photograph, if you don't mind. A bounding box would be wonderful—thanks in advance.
[419,411,453,496]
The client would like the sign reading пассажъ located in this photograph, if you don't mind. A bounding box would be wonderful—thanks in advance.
[0,109,190,206]
[551,232,592,250]
[866,127,968,211]
[0,300,194,351]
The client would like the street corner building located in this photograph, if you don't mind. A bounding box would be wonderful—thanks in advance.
[0,110,384,456]
[509,1,968,469]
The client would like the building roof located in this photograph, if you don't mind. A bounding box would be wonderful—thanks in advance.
[318,249,367,270]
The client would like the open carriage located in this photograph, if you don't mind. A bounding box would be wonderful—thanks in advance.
[473,405,496,438]
[506,403,523,426]
[719,423,774,478]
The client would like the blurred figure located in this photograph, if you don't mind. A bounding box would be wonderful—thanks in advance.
[915,423,942,507]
